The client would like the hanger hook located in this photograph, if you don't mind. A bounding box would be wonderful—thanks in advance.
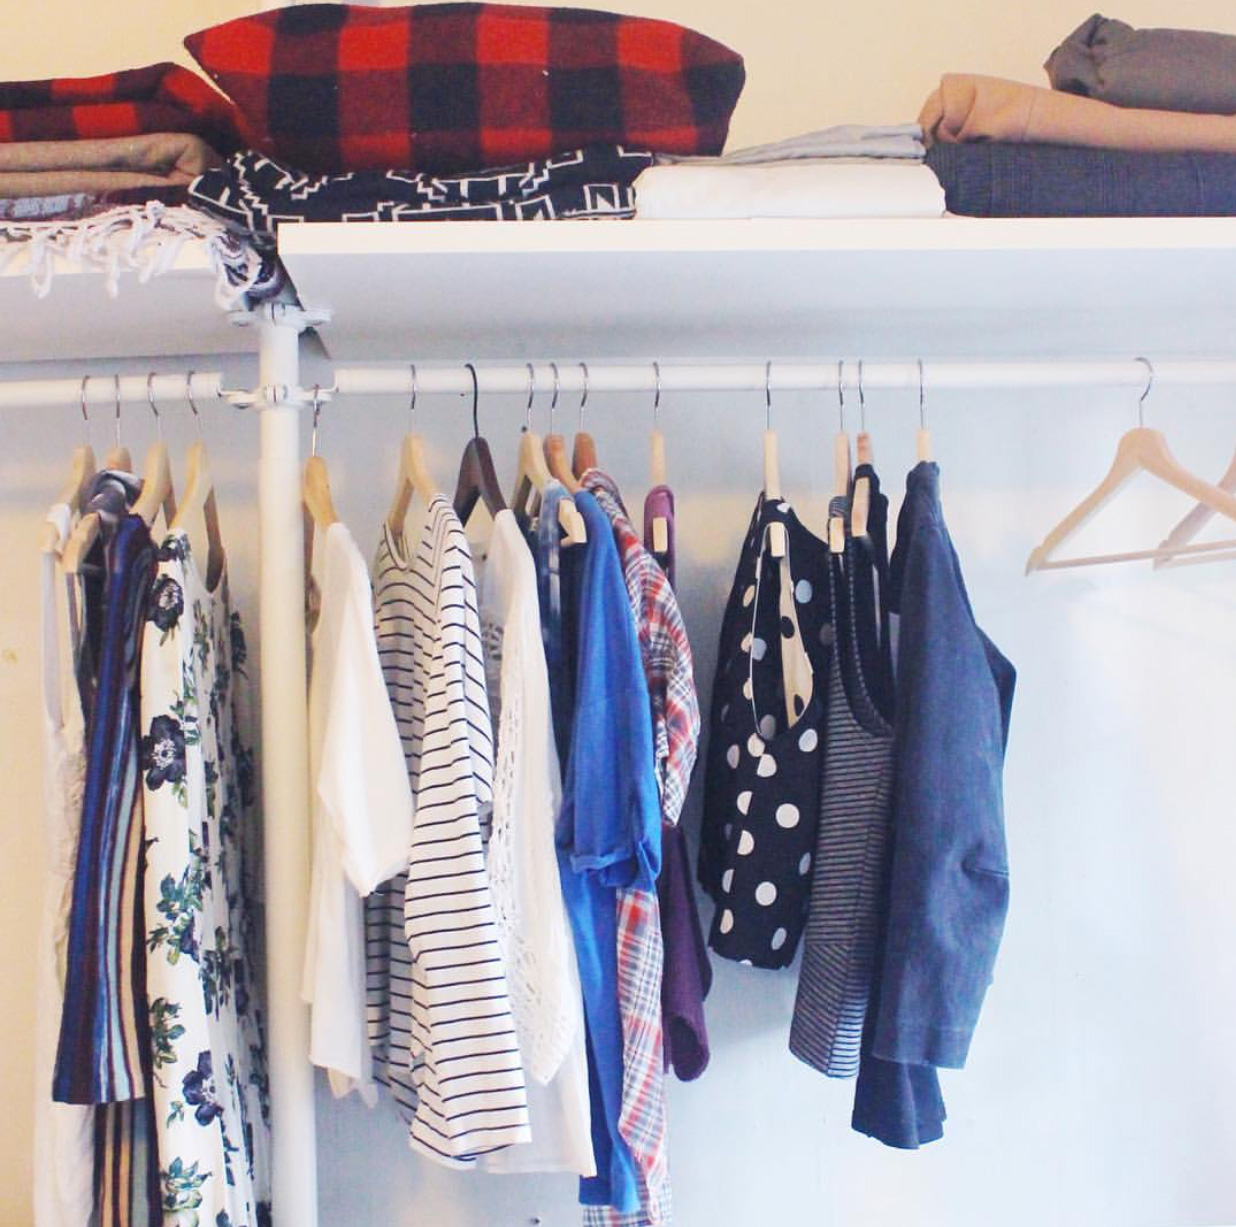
[578,362,589,432]
[549,361,560,432]
[1135,356,1153,427]
[465,362,480,438]
[525,362,536,431]
[147,372,162,440]
[765,360,773,431]
[652,361,662,423]
[917,358,926,430]
[310,383,322,457]
[79,375,91,446]
[408,363,418,427]
[113,374,122,451]
[837,358,846,431]
[857,359,866,433]
[186,370,203,438]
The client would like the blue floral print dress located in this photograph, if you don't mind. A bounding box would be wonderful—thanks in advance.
[139,531,271,1226]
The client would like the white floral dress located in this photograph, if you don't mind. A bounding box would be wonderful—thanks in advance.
[139,531,270,1226]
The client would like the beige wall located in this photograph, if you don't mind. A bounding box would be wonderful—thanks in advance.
[6,1,1236,149]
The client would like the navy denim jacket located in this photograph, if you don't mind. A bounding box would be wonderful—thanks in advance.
[873,462,1015,1071]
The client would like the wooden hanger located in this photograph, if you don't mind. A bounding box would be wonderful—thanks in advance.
[830,361,851,555]
[915,358,933,462]
[453,363,507,526]
[102,375,132,471]
[41,443,95,554]
[649,362,669,555]
[514,364,587,546]
[386,366,438,541]
[132,377,177,529]
[1153,441,1236,569]
[763,361,786,558]
[1025,426,1236,573]
[851,361,873,541]
[170,372,225,588]
[571,363,598,478]
[303,385,339,533]
[544,362,582,494]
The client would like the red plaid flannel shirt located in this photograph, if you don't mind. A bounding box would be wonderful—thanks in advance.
[583,469,701,1227]
[186,3,745,174]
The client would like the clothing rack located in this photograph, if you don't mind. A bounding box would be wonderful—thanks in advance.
[29,326,1236,1227]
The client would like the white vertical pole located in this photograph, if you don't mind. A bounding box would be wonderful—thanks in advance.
[256,308,318,1225]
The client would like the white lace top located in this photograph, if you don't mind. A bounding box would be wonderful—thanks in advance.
[474,510,595,1177]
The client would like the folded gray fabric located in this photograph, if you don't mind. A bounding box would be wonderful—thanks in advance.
[1046,14,1236,115]
[659,123,924,164]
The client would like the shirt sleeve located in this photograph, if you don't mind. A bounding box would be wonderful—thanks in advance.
[317,544,414,896]
[562,502,662,890]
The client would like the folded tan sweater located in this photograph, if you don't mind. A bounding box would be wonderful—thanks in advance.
[0,131,221,197]
[919,73,1236,153]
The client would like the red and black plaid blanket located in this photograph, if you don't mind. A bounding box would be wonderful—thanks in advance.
[0,62,242,154]
[186,3,745,174]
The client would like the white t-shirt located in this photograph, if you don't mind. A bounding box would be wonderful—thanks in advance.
[365,497,531,1166]
[303,521,414,1102]
[473,510,595,1177]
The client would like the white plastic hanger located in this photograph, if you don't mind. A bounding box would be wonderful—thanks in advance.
[851,359,873,541]
[171,371,225,588]
[649,362,669,555]
[1026,359,1236,572]
[133,373,178,530]
[916,358,932,462]
[763,361,786,558]
[41,385,95,554]
[829,359,851,555]
[386,364,438,542]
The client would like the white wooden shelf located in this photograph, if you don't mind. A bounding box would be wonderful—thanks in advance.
[278,216,1236,362]
[0,238,254,364]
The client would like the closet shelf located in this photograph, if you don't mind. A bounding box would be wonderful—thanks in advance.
[0,239,254,364]
[279,216,1236,362]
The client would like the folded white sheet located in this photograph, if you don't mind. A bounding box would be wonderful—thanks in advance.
[633,160,945,220]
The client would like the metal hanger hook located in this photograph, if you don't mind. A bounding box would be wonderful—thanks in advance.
[917,358,926,429]
[186,370,203,438]
[578,362,589,431]
[857,360,866,432]
[310,383,322,456]
[79,375,90,446]
[113,374,122,451]
[549,361,560,432]
[147,373,162,440]
[525,362,536,431]
[652,361,662,423]
[765,360,773,430]
[408,363,418,428]
[837,358,846,431]
[465,362,480,438]
[1135,356,1153,427]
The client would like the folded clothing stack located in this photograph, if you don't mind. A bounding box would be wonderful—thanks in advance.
[920,15,1236,216]
[0,62,241,220]
[633,124,945,220]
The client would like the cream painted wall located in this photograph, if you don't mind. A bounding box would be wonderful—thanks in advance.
[7,1,1236,147]
[5,4,1236,1227]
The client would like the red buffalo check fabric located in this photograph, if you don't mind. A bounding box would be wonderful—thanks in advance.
[0,62,242,154]
[186,2,745,174]
[583,468,702,1226]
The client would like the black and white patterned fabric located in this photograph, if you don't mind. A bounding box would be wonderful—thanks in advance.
[188,145,654,246]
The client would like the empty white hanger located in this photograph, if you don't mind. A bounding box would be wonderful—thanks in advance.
[1026,359,1236,573]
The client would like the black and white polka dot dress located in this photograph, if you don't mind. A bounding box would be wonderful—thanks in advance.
[700,497,832,970]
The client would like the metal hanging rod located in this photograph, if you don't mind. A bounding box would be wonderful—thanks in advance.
[0,371,229,410]
[323,358,1236,401]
